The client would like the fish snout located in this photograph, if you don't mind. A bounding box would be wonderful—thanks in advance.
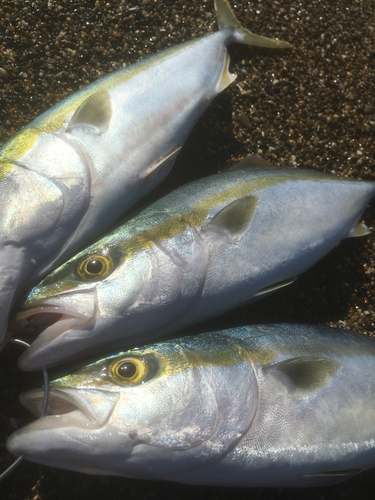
[12,289,98,370]
[20,387,119,429]
[7,387,119,462]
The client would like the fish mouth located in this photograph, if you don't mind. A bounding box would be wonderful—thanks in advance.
[11,289,98,370]
[7,387,119,462]
[19,387,119,430]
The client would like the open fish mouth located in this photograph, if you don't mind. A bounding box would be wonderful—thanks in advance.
[13,305,89,337]
[10,289,98,370]
[7,387,119,460]
[19,387,119,430]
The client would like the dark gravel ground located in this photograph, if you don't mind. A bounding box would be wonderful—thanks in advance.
[1,0,375,498]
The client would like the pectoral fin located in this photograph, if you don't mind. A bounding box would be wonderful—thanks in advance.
[143,146,182,185]
[67,90,112,135]
[267,356,341,400]
[205,195,258,242]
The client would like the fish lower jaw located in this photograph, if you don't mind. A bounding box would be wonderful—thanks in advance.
[12,300,95,336]
[20,389,110,430]
[16,312,94,371]
[12,294,98,369]
[32,409,96,430]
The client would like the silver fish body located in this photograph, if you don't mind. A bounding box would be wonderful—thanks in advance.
[7,324,375,487]
[0,0,290,343]
[15,157,375,370]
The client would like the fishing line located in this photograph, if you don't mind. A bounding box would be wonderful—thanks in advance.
[0,338,50,482]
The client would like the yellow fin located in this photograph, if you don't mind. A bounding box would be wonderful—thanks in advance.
[214,0,292,49]
[67,90,112,135]
[348,222,370,238]
[267,356,341,400]
[204,195,258,242]
[215,52,236,93]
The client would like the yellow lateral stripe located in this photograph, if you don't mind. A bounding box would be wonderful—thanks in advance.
[33,38,199,133]
[0,128,43,164]
[119,171,329,257]
[53,339,252,389]
[0,161,14,182]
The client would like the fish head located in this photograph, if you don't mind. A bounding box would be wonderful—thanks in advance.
[7,333,258,478]
[0,128,91,345]
[0,157,64,344]
[14,210,198,370]
[14,231,154,371]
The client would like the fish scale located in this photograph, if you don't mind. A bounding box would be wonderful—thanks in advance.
[7,324,375,486]
[0,0,291,345]
[14,157,375,370]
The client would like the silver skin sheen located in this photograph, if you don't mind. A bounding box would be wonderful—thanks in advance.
[7,324,375,487]
[0,0,290,344]
[15,157,375,370]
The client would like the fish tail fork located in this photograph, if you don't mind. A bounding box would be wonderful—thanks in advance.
[214,0,292,49]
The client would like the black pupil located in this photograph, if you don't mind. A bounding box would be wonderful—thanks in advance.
[86,259,103,275]
[118,361,137,379]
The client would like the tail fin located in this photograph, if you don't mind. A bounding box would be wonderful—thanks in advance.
[214,0,292,49]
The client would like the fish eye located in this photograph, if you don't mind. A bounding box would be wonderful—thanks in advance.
[77,254,113,281]
[110,357,148,385]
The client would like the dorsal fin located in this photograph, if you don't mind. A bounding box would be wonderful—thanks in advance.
[228,155,277,172]
[267,356,341,400]
[204,195,258,242]
[67,90,112,135]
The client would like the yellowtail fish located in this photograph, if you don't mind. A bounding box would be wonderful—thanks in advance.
[0,0,291,344]
[7,324,375,486]
[14,156,374,370]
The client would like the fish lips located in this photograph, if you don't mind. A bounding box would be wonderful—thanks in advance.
[13,288,98,371]
[7,387,119,459]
